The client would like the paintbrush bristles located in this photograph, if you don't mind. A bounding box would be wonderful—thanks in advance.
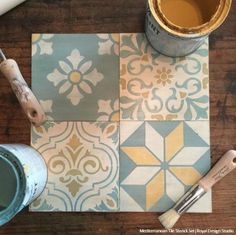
[158,209,180,229]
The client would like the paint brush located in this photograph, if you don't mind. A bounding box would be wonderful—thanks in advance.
[159,150,236,229]
[0,49,46,126]
[0,0,27,16]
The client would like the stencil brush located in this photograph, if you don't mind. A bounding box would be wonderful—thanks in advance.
[0,49,46,126]
[159,150,236,229]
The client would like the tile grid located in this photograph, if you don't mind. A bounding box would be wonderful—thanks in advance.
[31,34,121,212]
[118,33,211,212]
[30,33,211,212]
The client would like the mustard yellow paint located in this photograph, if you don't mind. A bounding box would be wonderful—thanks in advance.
[68,134,82,151]
[165,123,184,162]
[179,91,187,99]
[121,147,160,165]
[141,91,149,99]
[141,54,149,62]
[106,125,116,135]
[69,71,81,83]
[160,0,221,28]
[111,34,119,43]
[146,171,164,210]
[170,167,202,185]
[111,112,120,121]
[32,34,41,43]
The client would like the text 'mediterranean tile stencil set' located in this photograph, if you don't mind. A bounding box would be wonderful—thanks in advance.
[30,33,211,212]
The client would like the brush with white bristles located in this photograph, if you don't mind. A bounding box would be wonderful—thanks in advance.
[159,150,236,229]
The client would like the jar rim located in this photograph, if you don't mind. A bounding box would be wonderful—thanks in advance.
[149,0,232,38]
[0,147,26,227]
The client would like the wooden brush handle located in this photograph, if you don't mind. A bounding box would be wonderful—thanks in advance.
[0,0,26,16]
[0,59,46,126]
[199,150,236,191]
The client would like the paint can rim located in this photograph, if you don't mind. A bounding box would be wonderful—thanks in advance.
[0,146,26,227]
[148,0,232,38]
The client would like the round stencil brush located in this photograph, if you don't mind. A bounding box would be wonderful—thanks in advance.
[159,150,236,229]
[0,49,46,126]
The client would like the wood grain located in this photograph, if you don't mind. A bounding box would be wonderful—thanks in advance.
[0,0,235,234]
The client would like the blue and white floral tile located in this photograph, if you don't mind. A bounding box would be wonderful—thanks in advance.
[32,34,119,122]
[30,122,119,212]
[119,121,212,212]
[120,33,209,121]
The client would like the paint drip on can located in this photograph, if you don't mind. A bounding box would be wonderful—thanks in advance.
[0,144,47,226]
[145,0,232,57]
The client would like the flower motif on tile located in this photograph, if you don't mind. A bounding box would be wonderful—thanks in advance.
[155,67,173,86]
[31,122,119,212]
[120,121,210,211]
[166,78,209,120]
[97,34,119,56]
[47,49,104,106]
[32,34,54,56]
[120,33,209,121]
[120,78,163,120]
[120,34,159,76]
[97,99,119,121]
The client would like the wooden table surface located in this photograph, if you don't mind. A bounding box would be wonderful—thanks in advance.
[0,1,235,234]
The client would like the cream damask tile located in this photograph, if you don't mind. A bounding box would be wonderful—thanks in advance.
[120,33,209,121]
[120,121,212,212]
[32,34,119,122]
[30,122,119,212]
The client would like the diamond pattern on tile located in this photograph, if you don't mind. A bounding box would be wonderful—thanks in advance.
[32,34,119,121]
[30,122,119,212]
[120,33,209,121]
[120,121,211,212]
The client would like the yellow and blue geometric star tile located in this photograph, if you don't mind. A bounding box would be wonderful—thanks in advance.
[120,121,212,212]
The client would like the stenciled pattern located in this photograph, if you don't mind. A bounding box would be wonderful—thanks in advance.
[32,34,119,121]
[47,49,104,106]
[31,33,211,213]
[30,122,119,212]
[32,34,54,56]
[97,34,119,56]
[97,99,120,122]
[120,121,211,212]
[120,33,209,121]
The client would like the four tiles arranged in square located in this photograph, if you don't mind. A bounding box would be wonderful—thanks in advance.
[31,33,211,212]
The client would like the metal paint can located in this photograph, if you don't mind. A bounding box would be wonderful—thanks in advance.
[0,144,47,226]
[145,0,232,57]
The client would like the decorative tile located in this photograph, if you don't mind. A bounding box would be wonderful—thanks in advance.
[120,33,209,121]
[32,34,119,121]
[31,33,211,213]
[120,121,211,212]
[30,122,119,212]
[32,34,54,56]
